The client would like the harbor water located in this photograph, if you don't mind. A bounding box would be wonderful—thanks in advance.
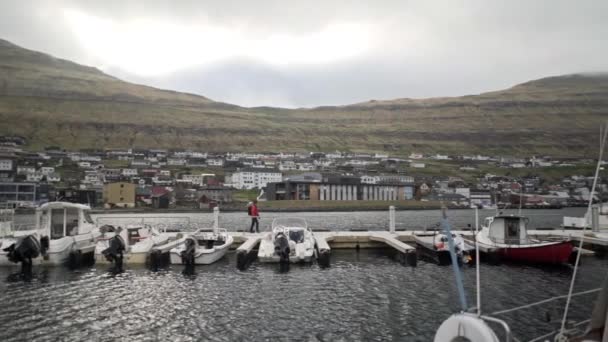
[2,207,606,341]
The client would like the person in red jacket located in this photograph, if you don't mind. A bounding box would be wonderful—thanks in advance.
[249,199,260,233]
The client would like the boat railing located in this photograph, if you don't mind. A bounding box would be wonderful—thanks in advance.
[484,287,601,341]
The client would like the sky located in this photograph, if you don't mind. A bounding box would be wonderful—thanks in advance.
[1,0,608,108]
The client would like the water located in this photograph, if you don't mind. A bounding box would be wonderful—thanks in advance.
[90,207,589,232]
[2,208,605,341]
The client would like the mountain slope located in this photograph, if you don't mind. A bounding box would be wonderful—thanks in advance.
[0,38,606,156]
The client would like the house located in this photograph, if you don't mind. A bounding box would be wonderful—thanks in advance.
[40,167,55,175]
[206,158,224,167]
[470,190,492,207]
[0,159,14,172]
[17,166,36,175]
[265,178,409,201]
[198,186,234,207]
[46,173,61,183]
[56,188,99,207]
[411,162,426,168]
[229,168,282,190]
[167,158,186,166]
[0,182,50,207]
[103,182,136,208]
[121,168,139,177]
[151,187,171,209]
[425,192,469,206]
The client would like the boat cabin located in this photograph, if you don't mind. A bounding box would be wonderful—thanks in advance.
[192,233,226,249]
[484,215,529,244]
[36,202,96,240]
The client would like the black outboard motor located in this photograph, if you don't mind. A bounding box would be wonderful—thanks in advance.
[274,232,290,264]
[180,238,196,266]
[102,234,126,271]
[3,234,41,272]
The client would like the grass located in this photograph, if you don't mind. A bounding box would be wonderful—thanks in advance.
[1,39,607,157]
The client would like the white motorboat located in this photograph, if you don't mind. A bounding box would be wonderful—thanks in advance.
[414,232,474,265]
[258,217,315,263]
[95,224,174,265]
[0,202,100,267]
[170,229,233,265]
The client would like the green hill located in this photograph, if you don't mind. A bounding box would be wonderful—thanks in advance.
[0,38,606,156]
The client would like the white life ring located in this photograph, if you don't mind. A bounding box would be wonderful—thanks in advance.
[434,314,499,342]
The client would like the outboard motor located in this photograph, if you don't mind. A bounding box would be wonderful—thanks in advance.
[180,237,196,266]
[102,234,126,271]
[3,234,41,272]
[274,232,290,264]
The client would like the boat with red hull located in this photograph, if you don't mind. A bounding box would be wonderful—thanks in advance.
[476,215,573,264]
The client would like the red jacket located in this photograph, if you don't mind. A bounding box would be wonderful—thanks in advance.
[250,204,259,217]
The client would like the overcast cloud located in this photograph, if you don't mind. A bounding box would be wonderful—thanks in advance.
[1,0,607,107]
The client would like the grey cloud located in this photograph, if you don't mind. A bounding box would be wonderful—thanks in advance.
[1,0,608,107]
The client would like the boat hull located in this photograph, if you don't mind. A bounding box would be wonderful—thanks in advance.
[498,241,573,264]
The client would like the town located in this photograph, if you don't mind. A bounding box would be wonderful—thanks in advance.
[0,135,605,211]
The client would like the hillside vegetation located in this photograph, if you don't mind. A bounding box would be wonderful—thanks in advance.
[0,38,606,156]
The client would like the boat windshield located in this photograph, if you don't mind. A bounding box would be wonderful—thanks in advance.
[288,229,305,243]
[272,217,307,230]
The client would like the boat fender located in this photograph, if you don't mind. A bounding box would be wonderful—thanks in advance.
[434,314,499,342]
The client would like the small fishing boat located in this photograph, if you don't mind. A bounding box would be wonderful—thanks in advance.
[258,217,315,263]
[476,214,573,264]
[170,229,233,265]
[414,232,474,265]
[94,224,173,265]
[0,202,100,267]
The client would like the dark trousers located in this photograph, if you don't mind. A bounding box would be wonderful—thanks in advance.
[250,217,259,233]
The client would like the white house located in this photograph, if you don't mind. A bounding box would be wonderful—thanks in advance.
[122,168,139,177]
[230,169,283,189]
[17,166,36,174]
[411,162,426,168]
[279,161,297,171]
[0,159,13,171]
[361,175,379,184]
[455,188,471,199]
[167,158,186,166]
[40,167,55,175]
[26,172,44,182]
[78,162,91,168]
[159,170,171,177]
[206,158,224,167]
[409,153,424,159]
[47,173,61,182]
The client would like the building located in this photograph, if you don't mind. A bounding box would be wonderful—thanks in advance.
[103,182,136,208]
[122,168,138,177]
[265,178,412,201]
[0,159,14,171]
[470,190,492,207]
[56,188,99,207]
[0,182,49,207]
[40,167,55,175]
[198,186,234,206]
[229,169,282,190]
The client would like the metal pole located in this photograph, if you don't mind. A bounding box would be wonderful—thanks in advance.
[389,206,395,233]
[441,206,468,311]
[213,206,220,234]
[475,207,481,315]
